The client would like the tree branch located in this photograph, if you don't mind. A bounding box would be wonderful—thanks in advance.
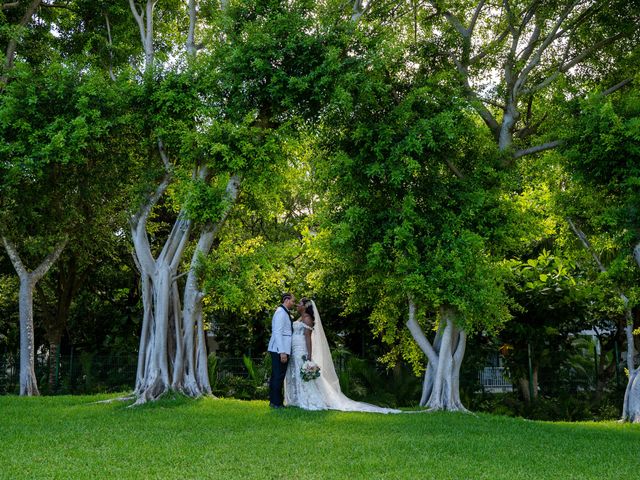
[406,297,439,366]
[1,2,20,9]
[4,0,42,71]
[470,27,509,65]
[128,0,147,59]
[444,158,464,179]
[568,218,636,370]
[40,2,77,10]
[351,0,364,22]
[186,0,197,57]
[523,31,627,95]
[602,78,633,97]
[479,97,504,110]
[512,140,561,159]
[2,235,27,278]
[209,174,242,239]
[515,112,548,139]
[468,0,485,37]
[161,217,191,268]
[157,138,171,171]
[513,1,579,95]
[105,14,116,81]
[427,1,467,38]
[567,218,606,273]
[130,169,171,229]
[516,23,540,65]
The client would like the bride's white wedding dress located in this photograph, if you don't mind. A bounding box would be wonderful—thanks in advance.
[284,301,400,414]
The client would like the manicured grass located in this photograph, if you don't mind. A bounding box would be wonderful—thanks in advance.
[0,394,638,479]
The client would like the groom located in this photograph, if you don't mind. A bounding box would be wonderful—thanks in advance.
[268,292,295,408]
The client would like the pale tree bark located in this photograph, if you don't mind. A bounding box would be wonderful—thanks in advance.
[128,0,155,70]
[406,297,468,412]
[104,14,116,81]
[1,235,67,396]
[1,0,42,85]
[426,1,637,161]
[518,367,538,403]
[626,240,640,422]
[3,0,41,69]
[131,170,241,403]
[186,0,197,57]
[567,218,639,422]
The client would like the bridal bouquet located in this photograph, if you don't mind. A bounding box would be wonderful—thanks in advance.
[300,355,321,382]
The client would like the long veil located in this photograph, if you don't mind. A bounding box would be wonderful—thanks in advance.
[310,301,400,414]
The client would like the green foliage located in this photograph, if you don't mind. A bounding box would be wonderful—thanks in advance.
[336,355,422,408]
[559,88,640,281]
[207,353,219,390]
[0,60,139,248]
[501,250,598,383]
[470,391,623,422]
[308,21,516,372]
[0,274,18,351]
[211,354,270,400]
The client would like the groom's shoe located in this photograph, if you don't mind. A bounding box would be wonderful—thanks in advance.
[269,403,284,409]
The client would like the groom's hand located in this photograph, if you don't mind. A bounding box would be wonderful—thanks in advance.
[280,353,288,363]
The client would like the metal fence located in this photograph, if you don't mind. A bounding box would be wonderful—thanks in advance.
[478,366,513,393]
[0,353,263,395]
[4,353,614,399]
[0,351,139,395]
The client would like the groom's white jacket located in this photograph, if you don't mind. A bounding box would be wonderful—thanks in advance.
[268,306,292,354]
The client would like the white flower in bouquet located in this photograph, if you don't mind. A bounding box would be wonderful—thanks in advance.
[300,355,320,382]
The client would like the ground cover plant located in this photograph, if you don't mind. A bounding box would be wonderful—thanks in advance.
[0,394,638,479]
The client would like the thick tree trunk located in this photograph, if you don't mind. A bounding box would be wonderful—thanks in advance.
[131,174,240,404]
[625,241,640,420]
[132,215,191,403]
[40,259,79,392]
[128,0,155,70]
[623,367,640,423]
[180,228,215,396]
[18,278,39,396]
[498,103,519,152]
[407,298,468,412]
[518,366,538,403]
[2,236,67,396]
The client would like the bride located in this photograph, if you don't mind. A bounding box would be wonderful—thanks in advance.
[284,298,400,413]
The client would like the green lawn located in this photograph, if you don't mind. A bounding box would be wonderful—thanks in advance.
[0,395,638,479]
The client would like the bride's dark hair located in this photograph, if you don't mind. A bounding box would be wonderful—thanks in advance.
[300,297,314,323]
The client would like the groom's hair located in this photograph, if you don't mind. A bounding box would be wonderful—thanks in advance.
[281,292,293,303]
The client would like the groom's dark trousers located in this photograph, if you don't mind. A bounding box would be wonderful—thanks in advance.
[269,352,289,407]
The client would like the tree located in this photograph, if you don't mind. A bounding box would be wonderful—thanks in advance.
[422,0,639,158]
[0,56,138,394]
[503,249,597,402]
[558,84,640,421]
[398,0,639,411]
[124,0,338,403]
[305,13,516,410]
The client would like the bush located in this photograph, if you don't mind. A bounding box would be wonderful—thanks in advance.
[212,354,270,400]
[470,390,622,421]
